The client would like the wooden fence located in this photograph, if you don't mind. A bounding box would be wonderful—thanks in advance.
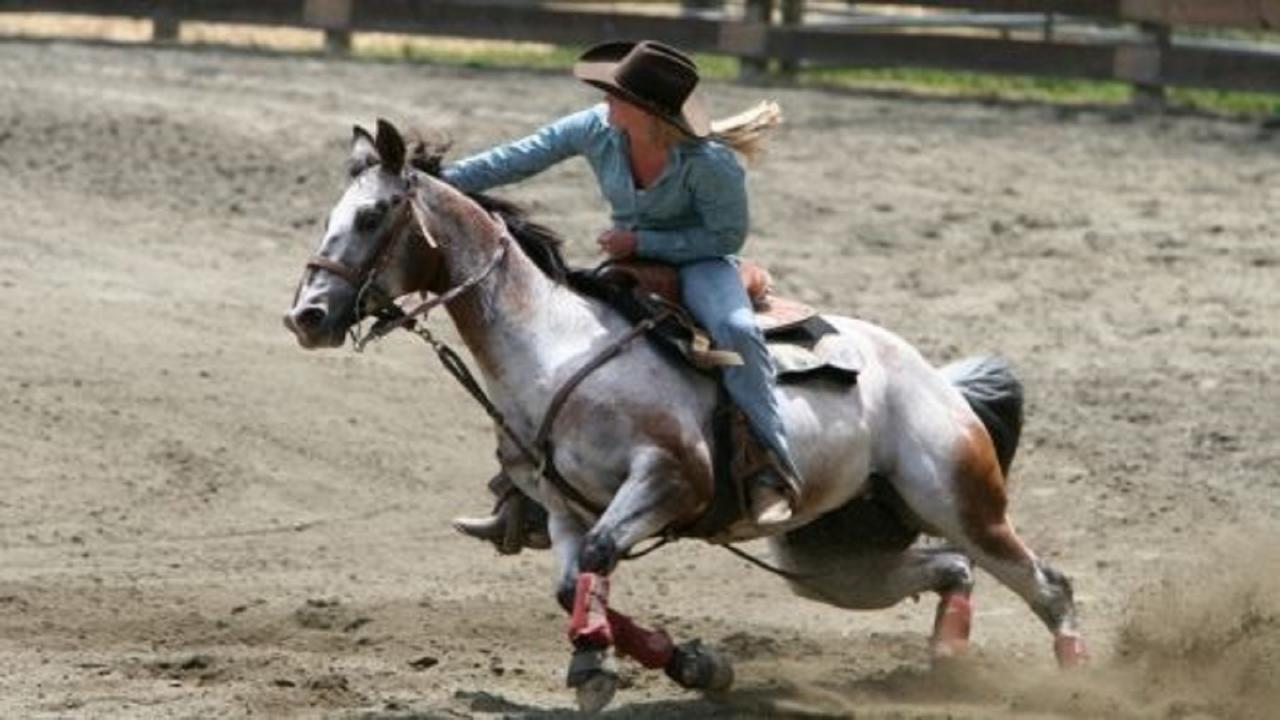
[2,1,1278,103]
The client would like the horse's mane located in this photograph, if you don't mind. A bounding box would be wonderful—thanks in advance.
[404,129,698,372]
[406,130,570,285]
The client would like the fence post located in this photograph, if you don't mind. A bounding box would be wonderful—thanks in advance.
[304,0,354,55]
[740,0,775,79]
[779,0,804,76]
[1132,21,1169,111]
[152,2,179,43]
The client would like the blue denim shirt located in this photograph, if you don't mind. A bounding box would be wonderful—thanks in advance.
[440,104,747,265]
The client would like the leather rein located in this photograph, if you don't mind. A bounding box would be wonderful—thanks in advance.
[311,186,663,519]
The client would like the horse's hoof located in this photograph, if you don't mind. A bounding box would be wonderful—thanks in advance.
[575,669,619,715]
[664,639,734,695]
[567,647,617,714]
[1054,632,1088,668]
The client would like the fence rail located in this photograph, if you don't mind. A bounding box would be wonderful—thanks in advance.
[1,0,1278,101]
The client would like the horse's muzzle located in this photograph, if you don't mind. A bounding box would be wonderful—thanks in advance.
[283,303,346,349]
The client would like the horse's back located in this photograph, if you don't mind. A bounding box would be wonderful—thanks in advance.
[817,313,988,439]
[776,314,1000,514]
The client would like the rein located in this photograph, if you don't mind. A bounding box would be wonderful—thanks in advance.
[401,304,667,522]
[408,323,608,518]
[350,191,664,519]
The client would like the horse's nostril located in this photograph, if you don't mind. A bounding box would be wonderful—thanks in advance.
[293,306,327,331]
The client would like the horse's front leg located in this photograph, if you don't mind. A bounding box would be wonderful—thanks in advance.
[545,505,625,713]
[558,447,729,712]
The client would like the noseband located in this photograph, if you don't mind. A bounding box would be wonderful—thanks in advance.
[300,189,415,325]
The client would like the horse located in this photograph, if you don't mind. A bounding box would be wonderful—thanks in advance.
[284,119,1087,712]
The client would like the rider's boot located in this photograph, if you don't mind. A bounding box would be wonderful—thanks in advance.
[748,451,800,527]
[452,471,550,554]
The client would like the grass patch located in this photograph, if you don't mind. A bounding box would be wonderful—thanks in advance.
[354,34,579,71]
[800,65,1280,116]
[801,66,1134,106]
[1169,87,1280,116]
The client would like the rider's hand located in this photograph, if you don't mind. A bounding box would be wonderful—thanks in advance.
[597,228,637,259]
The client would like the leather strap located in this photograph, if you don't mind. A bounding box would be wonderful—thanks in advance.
[534,312,668,450]
[305,255,363,285]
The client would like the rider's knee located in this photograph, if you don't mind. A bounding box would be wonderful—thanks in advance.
[709,309,758,347]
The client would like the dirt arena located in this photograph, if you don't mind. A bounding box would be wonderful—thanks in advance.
[1,37,1278,719]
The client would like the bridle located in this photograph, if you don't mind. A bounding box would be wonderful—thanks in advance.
[295,181,413,330]
[295,172,509,351]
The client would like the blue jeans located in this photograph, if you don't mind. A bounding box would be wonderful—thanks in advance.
[679,258,800,481]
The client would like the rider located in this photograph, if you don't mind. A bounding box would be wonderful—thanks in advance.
[443,39,801,542]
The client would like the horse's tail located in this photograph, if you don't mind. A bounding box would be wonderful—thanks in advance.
[940,356,1024,478]
[710,100,782,164]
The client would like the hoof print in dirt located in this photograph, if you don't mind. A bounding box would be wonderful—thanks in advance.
[408,655,440,671]
[147,654,222,684]
[293,597,354,631]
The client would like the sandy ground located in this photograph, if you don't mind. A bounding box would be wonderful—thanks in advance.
[1,37,1278,719]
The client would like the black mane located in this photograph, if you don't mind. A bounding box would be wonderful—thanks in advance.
[408,134,570,284]
[404,130,697,371]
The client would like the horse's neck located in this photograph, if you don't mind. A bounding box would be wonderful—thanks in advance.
[439,218,614,425]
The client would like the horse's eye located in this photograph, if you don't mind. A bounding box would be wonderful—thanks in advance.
[354,206,383,233]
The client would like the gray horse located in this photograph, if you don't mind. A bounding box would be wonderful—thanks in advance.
[284,120,1086,712]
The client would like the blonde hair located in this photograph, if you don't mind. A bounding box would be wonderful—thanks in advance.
[650,100,783,165]
[709,100,783,165]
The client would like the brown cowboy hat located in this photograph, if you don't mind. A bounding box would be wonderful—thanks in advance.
[573,40,711,138]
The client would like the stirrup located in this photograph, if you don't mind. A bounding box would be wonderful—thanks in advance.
[745,450,800,527]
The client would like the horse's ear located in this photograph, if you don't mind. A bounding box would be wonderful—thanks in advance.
[374,118,406,175]
[349,124,379,177]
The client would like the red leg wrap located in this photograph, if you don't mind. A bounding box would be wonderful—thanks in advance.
[930,590,972,658]
[1054,632,1088,668]
[568,572,613,649]
[607,609,675,669]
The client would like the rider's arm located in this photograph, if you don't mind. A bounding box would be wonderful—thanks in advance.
[633,152,748,265]
[441,106,602,194]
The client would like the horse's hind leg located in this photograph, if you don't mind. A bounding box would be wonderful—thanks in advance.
[895,426,1086,666]
[770,482,979,658]
[957,518,1085,666]
[771,534,977,658]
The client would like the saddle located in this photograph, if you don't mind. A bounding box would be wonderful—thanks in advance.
[567,259,864,539]
[580,259,861,380]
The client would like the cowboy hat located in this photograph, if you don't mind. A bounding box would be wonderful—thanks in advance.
[573,40,711,138]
